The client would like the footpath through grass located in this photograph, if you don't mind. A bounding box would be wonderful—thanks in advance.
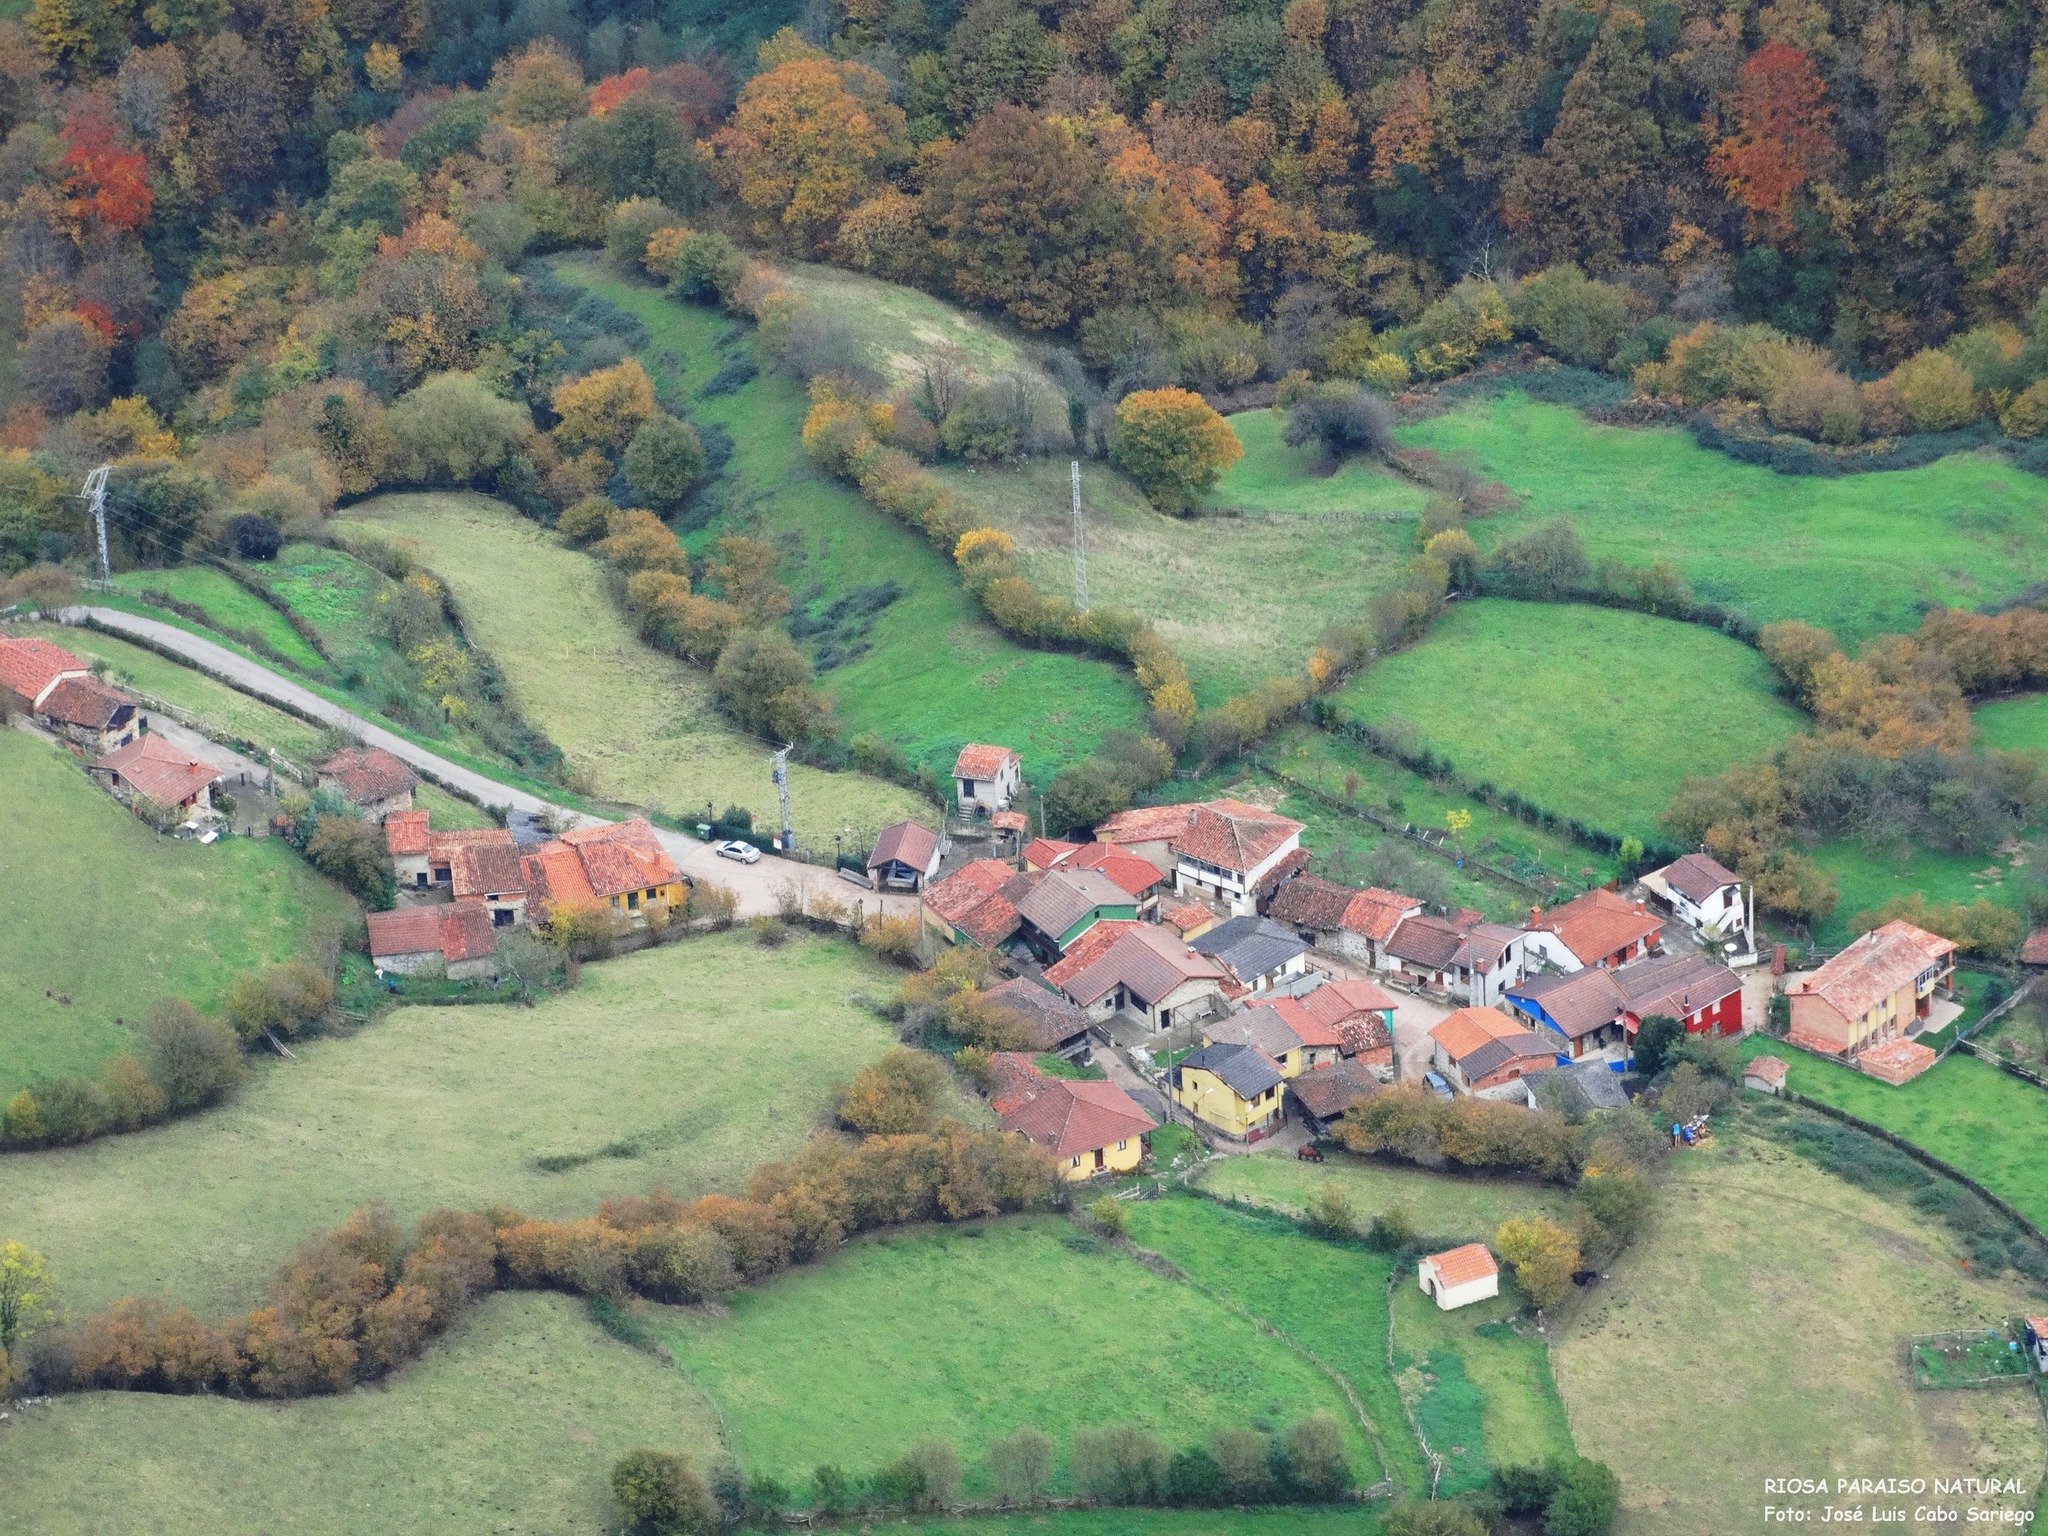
[557,259,1144,781]
[0,932,909,1315]
[0,1292,725,1535]
[1737,1036,2048,1231]
[1332,599,1806,840]
[0,728,355,1099]
[1551,1138,2046,1535]
[338,491,929,846]
[655,1212,1370,1499]
[1402,392,2048,644]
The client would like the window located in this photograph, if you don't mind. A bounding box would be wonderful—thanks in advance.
[1115,1139,1127,1151]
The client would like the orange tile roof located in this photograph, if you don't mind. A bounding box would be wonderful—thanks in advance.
[924,859,1016,926]
[1531,889,1663,966]
[954,743,1019,779]
[1424,1243,1497,1288]
[1022,837,1079,868]
[366,906,444,958]
[1301,977,1397,1024]
[439,900,499,963]
[2023,929,2048,966]
[1161,902,1212,932]
[384,810,431,857]
[1268,994,1343,1049]
[450,841,527,899]
[1173,802,1304,874]
[990,1055,1157,1158]
[991,809,1030,833]
[1094,802,1201,845]
[1428,1006,1524,1061]
[92,733,221,806]
[1055,842,1165,897]
[1041,920,1150,986]
[0,635,85,705]
[319,745,418,806]
[557,817,680,897]
[522,842,596,906]
[1340,888,1422,943]
[1858,1036,1938,1085]
[38,674,133,730]
[1744,1054,1789,1087]
[429,827,514,857]
[1789,920,1955,1025]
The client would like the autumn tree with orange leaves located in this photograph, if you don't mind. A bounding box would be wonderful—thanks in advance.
[1707,40,1837,232]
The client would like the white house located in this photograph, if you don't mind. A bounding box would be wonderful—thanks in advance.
[1384,912,1535,1007]
[2025,1317,2048,1374]
[953,744,1022,814]
[1419,1244,1499,1311]
[1642,852,1753,959]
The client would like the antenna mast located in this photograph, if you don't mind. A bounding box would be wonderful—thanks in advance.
[770,746,795,854]
[1069,459,1087,611]
[80,465,111,589]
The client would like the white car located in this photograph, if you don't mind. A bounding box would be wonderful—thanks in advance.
[714,839,762,864]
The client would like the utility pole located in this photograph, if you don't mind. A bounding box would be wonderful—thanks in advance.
[80,465,111,589]
[769,746,795,854]
[1069,459,1087,612]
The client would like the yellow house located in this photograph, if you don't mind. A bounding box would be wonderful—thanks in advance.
[1172,1041,1286,1140]
[522,817,687,928]
[1199,998,1346,1079]
[992,1054,1158,1179]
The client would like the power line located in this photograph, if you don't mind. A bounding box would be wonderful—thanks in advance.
[79,465,111,589]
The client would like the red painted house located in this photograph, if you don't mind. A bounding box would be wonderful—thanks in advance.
[1615,952,1744,1037]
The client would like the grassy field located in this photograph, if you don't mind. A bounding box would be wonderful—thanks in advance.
[414,778,499,830]
[0,727,356,1099]
[1402,392,2048,644]
[1332,599,1806,839]
[109,565,331,674]
[940,425,1428,700]
[1810,834,2040,945]
[0,1292,726,1534]
[337,491,931,847]
[1737,1036,2048,1230]
[253,541,393,677]
[1976,691,2048,752]
[15,619,332,764]
[556,259,1145,780]
[883,1513,1384,1535]
[1120,1196,1424,1498]
[1551,1138,2047,1534]
[0,932,914,1314]
[779,260,1058,391]
[656,1213,1371,1499]
[1199,1153,1568,1241]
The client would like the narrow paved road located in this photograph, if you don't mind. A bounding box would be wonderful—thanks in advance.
[58,606,915,920]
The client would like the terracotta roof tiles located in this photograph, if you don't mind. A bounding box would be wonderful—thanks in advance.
[1530,889,1663,967]
[1173,802,1304,874]
[1789,920,1955,1025]
[319,745,418,807]
[0,636,85,705]
[990,1055,1156,1158]
[1424,1243,1497,1288]
[92,733,221,806]
[868,820,940,873]
[384,810,431,857]
[953,743,1019,779]
[38,674,134,730]
[1658,852,1742,903]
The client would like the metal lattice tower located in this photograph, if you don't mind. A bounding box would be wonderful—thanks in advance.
[1070,459,1087,611]
[770,746,795,853]
[80,465,111,588]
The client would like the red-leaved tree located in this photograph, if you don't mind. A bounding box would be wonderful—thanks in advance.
[61,100,153,234]
[1707,41,1836,231]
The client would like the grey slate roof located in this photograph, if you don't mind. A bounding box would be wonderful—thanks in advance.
[1191,915,1310,983]
[1457,1031,1558,1082]
[1560,1060,1630,1109]
[1016,868,1134,938]
[983,976,1093,1051]
[1204,1004,1306,1058]
[1179,1041,1284,1100]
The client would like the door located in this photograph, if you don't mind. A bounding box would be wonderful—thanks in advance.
[1093,1149,1104,1170]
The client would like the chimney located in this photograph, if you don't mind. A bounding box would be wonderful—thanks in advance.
[1529,905,1541,926]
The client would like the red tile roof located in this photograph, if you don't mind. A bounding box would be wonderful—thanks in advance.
[1173,801,1303,874]
[429,827,514,858]
[366,906,444,958]
[385,810,431,857]
[954,743,1019,779]
[925,858,1017,928]
[38,674,134,730]
[1530,889,1664,967]
[1053,925,1230,1008]
[991,809,1030,833]
[1041,920,1150,987]
[1267,875,1360,930]
[991,1055,1157,1159]
[2025,929,2048,966]
[92,733,221,806]
[1023,837,1080,868]
[1429,1006,1525,1062]
[1789,919,1956,1025]
[1160,902,1212,933]
[522,842,596,906]
[319,745,419,806]
[1290,1059,1379,1119]
[1858,1036,1938,1085]
[556,817,680,897]
[1341,888,1423,943]
[1269,995,1344,1049]
[0,636,85,705]
[1053,841,1167,897]
[1744,1054,1789,1088]
[1657,852,1742,903]
[450,841,527,899]
[439,900,499,963]
[1423,1243,1497,1288]
[1095,803,1200,846]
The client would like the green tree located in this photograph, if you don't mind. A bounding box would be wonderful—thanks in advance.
[611,1447,720,1536]
[1110,387,1244,514]
[623,415,707,514]
[305,813,399,908]
[0,1241,55,1358]
[1632,1013,1683,1077]
[145,997,245,1110]
[223,962,336,1042]
[711,628,827,745]
[1545,1456,1622,1536]
[1089,1196,1128,1235]
[1494,1214,1581,1308]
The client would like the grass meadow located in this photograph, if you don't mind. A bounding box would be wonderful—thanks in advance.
[1809,833,2039,945]
[778,260,1057,389]
[1332,599,1806,839]
[0,727,356,1099]
[1736,1037,2048,1230]
[0,1292,725,1534]
[1551,1138,2047,1534]
[336,491,931,847]
[556,259,1145,780]
[654,1213,1373,1498]
[0,932,912,1314]
[254,541,396,677]
[1402,392,2048,644]
[1976,691,2048,753]
[1198,1153,1568,1241]
[108,565,331,675]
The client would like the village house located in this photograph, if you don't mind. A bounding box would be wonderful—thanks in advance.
[366,901,500,981]
[1201,1003,1318,1077]
[1046,923,1231,1033]
[1418,1244,1499,1311]
[1095,798,1306,919]
[521,818,685,925]
[1021,837,1078,871]
[1785,919,1957,1058]
[1288,1058,1381,1138]
[1014,868,1140,962]
[1158,901,1217,941]
[1172,1040,1286,1139]
[981,976,1096,1060]
[989,1053,1157,1179]
[425,827,516,886]
[1427,1007,1558,1098]
[450,839,530,928]
[1265,875,1423,970]
[0,635,140,753]
[1743,1055,1789,1094]
[1522,889,1664,972]
[318,745,419,822]
[1505,967,1631,1061]
[866,820,943,892]
[384,810,433,887]
[1641,852,1752,954]
[953,743,1022,814]
[1190,915,1311,994]
[1384,910,1534,1006]
[90,732,223,815]
[1296,978,1397,1069]
[922,858,1035,949]
[1509,950,1744,1061]
[1039,840,1168,913]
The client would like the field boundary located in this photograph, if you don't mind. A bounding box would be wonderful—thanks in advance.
[1382,1269,1447,1499]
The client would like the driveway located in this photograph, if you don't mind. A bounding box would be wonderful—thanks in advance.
[58,607,917,922]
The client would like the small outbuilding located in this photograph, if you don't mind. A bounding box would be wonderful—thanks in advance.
[318,745,419,822]
[90,732,223,814]
[1743,1054,1789,1095]
[953,743,1022,814]
[866,820,943,891]
[2024,1317,2048,1374]
[1418,1243,1499,1311]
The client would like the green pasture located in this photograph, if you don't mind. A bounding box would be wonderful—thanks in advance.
[104,566,330,675]
[1809,835,2037,946]
[1552,1139,2046,1535]
[0,728,356,1100]
[942,422,1427,699]
[1332,599,1805,840]
[414,778,498,831]
[0,932,914,1314]
[1400,392,2048,643]
[252,542,393,676]
[1737,1037,2048,1231]
[1199,1154,1568,1241]
[1120,1195,1423,1498]
[655,1213,1371,1499]
[1976,691,2048,753]
[778,260,1055,390]
[554,259,1145,780]
[337,491,931,847]
[0,1292,725,1535]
